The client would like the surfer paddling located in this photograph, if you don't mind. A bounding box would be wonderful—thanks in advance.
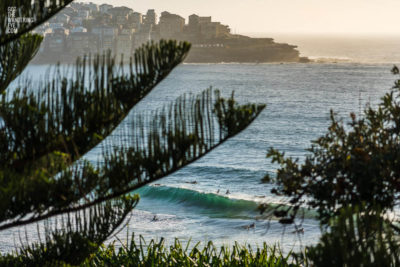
[241,222,256,230]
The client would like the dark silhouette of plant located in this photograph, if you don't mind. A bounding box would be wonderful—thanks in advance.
[263,66,400,265]
[0,2,265,265]
[304,205,400,266]
[263,66,400,225]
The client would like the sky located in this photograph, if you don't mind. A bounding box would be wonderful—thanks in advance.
[84,0,400,36]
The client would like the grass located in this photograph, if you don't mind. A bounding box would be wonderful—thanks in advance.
[83,235,302,267]
[0,234,304,266]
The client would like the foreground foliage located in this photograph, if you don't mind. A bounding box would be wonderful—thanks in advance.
[84,236,298,267]
[2,236,300,267]
[263,66,400,266]
[265,66,400,225]
[305,205,400,266]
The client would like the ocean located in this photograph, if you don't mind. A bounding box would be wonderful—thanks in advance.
[108,62,396,252]
[1,35,399,253]
[257,33,400,64]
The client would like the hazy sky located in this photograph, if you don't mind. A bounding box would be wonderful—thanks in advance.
[85,0,400,35]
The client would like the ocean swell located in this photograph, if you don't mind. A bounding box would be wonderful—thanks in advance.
[133,185,317,220]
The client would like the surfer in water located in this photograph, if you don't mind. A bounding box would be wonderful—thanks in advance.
[241,222,256,230]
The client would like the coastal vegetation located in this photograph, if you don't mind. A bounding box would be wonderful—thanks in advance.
[83,236,296,267]
[264,66,400,265]
[2,234,298,266]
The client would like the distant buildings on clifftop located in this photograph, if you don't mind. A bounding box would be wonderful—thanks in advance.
[33,2,231,61]
[32,2,307,63]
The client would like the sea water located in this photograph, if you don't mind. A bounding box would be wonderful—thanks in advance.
[1,41,399,253]
[109,63,396,251]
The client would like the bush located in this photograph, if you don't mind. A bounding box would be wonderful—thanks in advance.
[264,67,400,265]
[304,205,400,266]
[265,66,400,225]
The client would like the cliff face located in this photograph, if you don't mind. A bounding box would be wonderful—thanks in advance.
[184,35,305,63]
[185,44,301,63]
